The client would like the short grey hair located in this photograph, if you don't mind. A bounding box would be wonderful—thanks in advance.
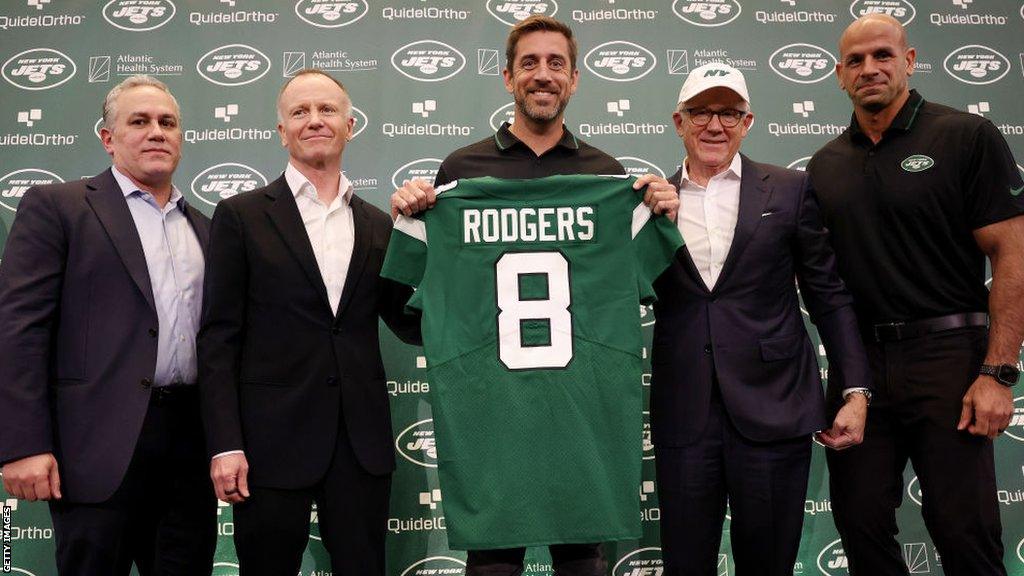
[102,75,181,130]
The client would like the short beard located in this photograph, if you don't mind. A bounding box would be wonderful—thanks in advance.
[516,96,567,124]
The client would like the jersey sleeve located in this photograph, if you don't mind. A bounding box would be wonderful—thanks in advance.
[381,214,428,292]
[630,194,684,304]
[965,119,1024,229]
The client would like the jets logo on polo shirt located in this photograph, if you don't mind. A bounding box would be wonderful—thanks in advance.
[901,155,934,172]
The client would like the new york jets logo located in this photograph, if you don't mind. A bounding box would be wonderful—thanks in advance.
[190,163,268,207]
[489,102,516,131]
[401,556,466,576]
[395,418,438,468]
[849,0,916,26]
[391,158,442,190]
[787,156,812,172]
[1001,397,1024,442]
[2,48,76,91]
[102,0,176,31]
[350,105,368,139]
[618,156,665,179]
[817,538,848,575]
[672,0,742,27]
[612,547,663,576]
[0,169,63,212]
[943,45,1010,85]
[293,0,368,28]
[907,475,922,505]
[770,43,836,84]
[901,154,934,172]
[486,0,558,26]
[584,41,657,82]
[196,44,271,87]
[392,41,466,82]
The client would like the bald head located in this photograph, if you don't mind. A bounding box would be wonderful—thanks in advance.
[840,14,907,54]
[835,12,915,116]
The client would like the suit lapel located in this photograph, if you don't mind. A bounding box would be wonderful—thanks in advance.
[264,176,333,313]
[713,155,772,291]
[84,169,156,312]
[183,203,210,258]
[334,195,371,322]
[668,167,712,294]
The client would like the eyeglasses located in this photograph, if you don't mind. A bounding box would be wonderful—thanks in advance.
[683,107,748,128]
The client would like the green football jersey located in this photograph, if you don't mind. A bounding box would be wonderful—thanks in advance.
[382,174,683,550]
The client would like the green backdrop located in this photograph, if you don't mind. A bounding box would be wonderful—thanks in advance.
[1,1,1023,574]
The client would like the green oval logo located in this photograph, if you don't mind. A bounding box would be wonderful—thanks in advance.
[901,155,934,172]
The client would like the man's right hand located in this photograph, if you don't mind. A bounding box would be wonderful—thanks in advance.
[1,453,61,501]
[210,453,250,504]
[391,179,436,219]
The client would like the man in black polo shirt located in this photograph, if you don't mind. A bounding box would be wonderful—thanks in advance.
[391,14,677,576]
[807,14,1024,576]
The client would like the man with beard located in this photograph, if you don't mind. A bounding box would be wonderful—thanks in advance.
[807,14,1024,575]
[391,15,678,576]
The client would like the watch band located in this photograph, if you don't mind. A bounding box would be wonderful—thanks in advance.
[843,388,872,406]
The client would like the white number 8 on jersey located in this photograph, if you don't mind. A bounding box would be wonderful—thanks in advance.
[495,251,573,370]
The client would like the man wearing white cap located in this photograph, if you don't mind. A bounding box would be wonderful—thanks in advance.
[649,62,872,575]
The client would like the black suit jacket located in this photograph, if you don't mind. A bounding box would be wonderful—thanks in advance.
[651,155,871,446]
[0,169,210,502]
[198,175,419,488]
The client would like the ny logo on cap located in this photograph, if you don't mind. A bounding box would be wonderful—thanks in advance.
[704,69,729,77]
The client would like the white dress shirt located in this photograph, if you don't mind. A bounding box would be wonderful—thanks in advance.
[677,154,743,290]
[285,162,355,316]
[112,166,204,387]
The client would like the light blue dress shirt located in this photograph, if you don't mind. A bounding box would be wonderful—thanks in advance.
[112,166,204,387]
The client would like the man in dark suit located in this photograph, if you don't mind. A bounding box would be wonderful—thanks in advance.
[199,69,419,575]
[0,75,215,575]
[650,63,873,576]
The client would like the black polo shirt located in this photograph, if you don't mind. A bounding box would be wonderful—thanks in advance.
[807,90,1024,325]
[434,122,624,186]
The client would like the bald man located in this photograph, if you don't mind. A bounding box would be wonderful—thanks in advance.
[807,15,1024,576]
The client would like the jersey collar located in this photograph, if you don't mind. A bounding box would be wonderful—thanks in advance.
[848,89,925,143]
[494,122,580,152]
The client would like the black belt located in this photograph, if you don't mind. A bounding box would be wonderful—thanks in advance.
[869,312,988,343]
[150,383,197,404]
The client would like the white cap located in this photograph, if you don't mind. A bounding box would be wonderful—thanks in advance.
[677,62,750,105]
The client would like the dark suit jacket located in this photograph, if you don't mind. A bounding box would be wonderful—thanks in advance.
[0,169,210,502]
[651,155,870,446]
[199,175,419,488]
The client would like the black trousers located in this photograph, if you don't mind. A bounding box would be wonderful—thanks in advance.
[466,543,605,576]
[655,387,811,576]
[827,326,1005,576]
[49,386,217,576]
[232,420,391,576]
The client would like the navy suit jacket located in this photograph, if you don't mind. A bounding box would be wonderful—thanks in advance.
[0,169,210,502]
[651,155,871,446]
[199,175,420,488]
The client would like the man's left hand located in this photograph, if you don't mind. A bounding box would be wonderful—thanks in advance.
[817,393,868,450]
[634,174,679,222]
[957,375,1013,439]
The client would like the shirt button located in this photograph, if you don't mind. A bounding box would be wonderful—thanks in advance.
[148,328,158,338]
[179,335,186,342]
[703,344,712,354]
